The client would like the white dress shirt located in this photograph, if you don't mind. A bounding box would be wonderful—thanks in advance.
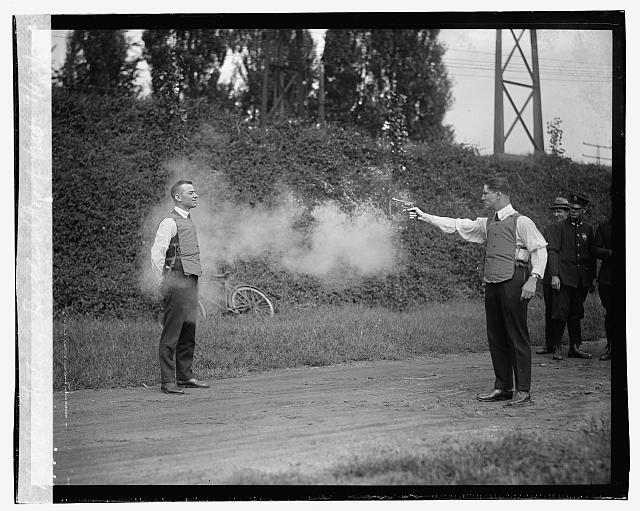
[150,207,190,284]
[420,204,548,277]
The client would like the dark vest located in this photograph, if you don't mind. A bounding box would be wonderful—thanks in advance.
[484,213,520,283]
[163,210,202,277]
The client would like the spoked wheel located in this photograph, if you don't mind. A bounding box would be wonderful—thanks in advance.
[230,286,274,317]
[157,300,207,328]
[197,300,207,322]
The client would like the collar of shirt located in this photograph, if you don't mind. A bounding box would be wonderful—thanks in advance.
[570,218,582,227]
[174,206,190,219]
[494,204,516,221]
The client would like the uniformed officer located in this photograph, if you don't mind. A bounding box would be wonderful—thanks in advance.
[536,197,571,359]
[545,193,597,359]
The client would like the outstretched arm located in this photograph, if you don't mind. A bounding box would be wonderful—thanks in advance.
[407,207,487,244]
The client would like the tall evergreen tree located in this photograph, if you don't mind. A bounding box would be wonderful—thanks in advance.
[141,29,230,101]
[216,29,316,121]
[141,29,316,121]
[323,29,453,141]
[55,30,139,95]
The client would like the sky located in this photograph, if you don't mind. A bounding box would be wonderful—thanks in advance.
[50,26,613,165]
[439,29,612,164]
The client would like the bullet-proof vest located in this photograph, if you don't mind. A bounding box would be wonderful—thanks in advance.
[484,213,520,283]
[163,210,202,277]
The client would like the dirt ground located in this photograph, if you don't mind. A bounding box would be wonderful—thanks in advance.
[53,342,611,486]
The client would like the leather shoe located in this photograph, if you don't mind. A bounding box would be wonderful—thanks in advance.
[536,346,554,355]
[504,391,531,407]
[177,378,209,388]
[477,389,513,402]
[552,347,563,360]
[568,347,592,359]
[599,350,611,361]
[161,384,184,394]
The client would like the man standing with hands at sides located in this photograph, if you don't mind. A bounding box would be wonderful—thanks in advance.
[151,180,209,394]
[545,194,596,360]
[406,175,547,406]
[536,197,571,360]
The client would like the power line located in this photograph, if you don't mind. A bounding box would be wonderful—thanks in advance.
[447,73,611,84]
[444,63,611,79]
[444,64,611,80]
[445,47,612,68]
[443,54,611,71]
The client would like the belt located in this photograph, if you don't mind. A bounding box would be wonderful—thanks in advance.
[167,269,199,277]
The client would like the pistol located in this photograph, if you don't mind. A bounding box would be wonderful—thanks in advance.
[391,197,415,210]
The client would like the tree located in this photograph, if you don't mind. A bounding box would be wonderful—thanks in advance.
[381,90,409,169]
[546,116,566,157]
[219,29,316,122]
[55,30,139,95]
[323,29,453,141]
[141,29,230,101]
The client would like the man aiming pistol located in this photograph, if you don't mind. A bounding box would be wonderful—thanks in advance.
[403,176,547,407]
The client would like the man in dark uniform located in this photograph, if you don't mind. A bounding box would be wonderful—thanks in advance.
[593,218,613,361]
[151,180,209,394]
[536,197,570,360]
[545,193,597,359]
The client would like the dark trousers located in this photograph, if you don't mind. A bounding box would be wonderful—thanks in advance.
[543,283,554,348]
[550,282,589,348]
[598,283,613,350]
[159,271,199,384]
[484,266,532,392]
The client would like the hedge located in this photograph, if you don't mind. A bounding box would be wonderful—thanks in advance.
[52,90,612,318]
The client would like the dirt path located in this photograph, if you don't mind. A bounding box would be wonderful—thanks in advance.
[53,346,611,485]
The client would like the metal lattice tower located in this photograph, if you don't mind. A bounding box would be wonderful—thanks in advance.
[493,29,544,156]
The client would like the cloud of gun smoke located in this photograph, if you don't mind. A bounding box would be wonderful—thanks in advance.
[140,159,402,294]
[281,202,398,278]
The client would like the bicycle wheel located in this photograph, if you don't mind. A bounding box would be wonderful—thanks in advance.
[157,300,207,328]
[197,300,207,322]
[230,286,275,317]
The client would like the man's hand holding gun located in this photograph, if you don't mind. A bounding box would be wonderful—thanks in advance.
[392,197,426,221]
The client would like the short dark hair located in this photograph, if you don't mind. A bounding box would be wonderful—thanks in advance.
[170,180,193,199]
[485,175,511,196]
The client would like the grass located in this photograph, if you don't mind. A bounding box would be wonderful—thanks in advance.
[225,414,611,485]
[53,293,606,391]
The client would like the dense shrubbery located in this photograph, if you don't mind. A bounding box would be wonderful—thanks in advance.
[53,90,611,318]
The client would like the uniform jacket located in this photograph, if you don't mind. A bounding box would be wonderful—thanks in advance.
[546,217,596,288]
[592,219,612,285]
[542,222,556,285]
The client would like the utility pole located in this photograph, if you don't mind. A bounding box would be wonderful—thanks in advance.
[582,141,612,165]
[493,29,504,155]
[493,29,544,156]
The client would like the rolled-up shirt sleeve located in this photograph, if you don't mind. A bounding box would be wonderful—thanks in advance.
[150,218,177,284]
[421,213,488,244]
[516,216,548,277]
